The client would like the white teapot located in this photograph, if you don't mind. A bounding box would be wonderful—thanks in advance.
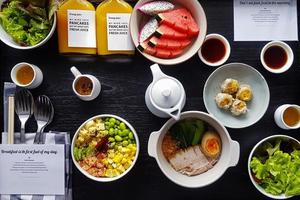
[145,64,186,120]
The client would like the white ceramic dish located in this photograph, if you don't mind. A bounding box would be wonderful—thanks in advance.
[130,0,207,65]
[203,63,270,129]
[148,111,240,188]
[198,33,231,67]
[71,114,140,182]
[248,135,300,199]
[260,41,294,74]
[0,0,56,49]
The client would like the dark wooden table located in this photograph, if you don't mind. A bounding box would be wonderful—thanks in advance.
[1,1,300,199]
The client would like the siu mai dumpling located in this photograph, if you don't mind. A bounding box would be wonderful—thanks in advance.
[215,93,233,110]
[231,99,247,116]
[236,84,253,102]
[221,78,239,94]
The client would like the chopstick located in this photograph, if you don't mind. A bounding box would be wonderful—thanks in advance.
[8,96,15,144]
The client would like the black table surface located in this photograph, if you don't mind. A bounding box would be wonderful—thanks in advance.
[1,1,300,200]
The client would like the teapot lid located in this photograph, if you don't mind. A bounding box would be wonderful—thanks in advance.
[151,78,182,109]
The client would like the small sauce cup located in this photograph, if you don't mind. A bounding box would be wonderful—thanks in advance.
[198,33,231,67]
[260,41,294,74]
[274,104,300,130]
[11,62,43,89]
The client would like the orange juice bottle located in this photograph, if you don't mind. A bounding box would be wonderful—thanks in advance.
[96,0,135,55]
[57,0,96,54]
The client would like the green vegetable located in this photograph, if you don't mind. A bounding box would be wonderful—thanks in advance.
[170,119,206,148]
[73,146,94,161]
[122,141,129,147]
[115,135,122,142]
[250,139,300,196]
[0,0,62,46]
[192,121,205,145]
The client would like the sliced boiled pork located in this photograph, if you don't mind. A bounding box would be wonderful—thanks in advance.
[169,145,217,176]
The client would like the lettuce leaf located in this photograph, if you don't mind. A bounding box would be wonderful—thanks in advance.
[250,140,300,197]
[0,0,52,46]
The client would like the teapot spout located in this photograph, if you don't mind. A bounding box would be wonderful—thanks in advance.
[150,63,167,82]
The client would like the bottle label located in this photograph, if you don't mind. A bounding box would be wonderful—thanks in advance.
[68,10,96,48]
[106,13,134,51]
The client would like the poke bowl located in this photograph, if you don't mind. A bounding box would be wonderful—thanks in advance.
[130,0,207,65]
[248,135,300,199]
[0,0,57,49]
[147,111,240,188]
[71,114,139,182]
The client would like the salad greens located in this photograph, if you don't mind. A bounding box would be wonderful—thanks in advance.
[170,119,205,149]
[0,0,62,46]
[250,139,300,196]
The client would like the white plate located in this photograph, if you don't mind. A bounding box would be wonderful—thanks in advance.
[203,63,270,128]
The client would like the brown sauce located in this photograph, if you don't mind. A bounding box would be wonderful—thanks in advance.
[283,107,300,127]
[201,38,226,63]
[75,77,93,95]
[16,65,34,85]
[264,45,287,69]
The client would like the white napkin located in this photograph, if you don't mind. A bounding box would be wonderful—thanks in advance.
[1,132,72,200]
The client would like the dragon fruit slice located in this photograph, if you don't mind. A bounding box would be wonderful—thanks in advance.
[138,1,175,15]
[139,18,158,43]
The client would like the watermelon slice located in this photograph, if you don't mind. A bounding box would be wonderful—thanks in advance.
[137,41,156,56]
[137,41,183,59]
[154,24,188,39]
[156,8,199,36]
[148,36,191,49]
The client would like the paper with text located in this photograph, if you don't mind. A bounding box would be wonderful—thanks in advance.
[234,0,298,41]
[0,144,65,195]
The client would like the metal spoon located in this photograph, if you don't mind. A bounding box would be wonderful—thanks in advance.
[15,89,34,143]
[33,95,54,144]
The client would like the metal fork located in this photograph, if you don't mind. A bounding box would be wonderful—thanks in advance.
[15,89,33,143]
[33,95,54,144]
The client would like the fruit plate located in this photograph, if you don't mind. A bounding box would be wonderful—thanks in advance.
[203,63,270,129]
[130,0,207,65]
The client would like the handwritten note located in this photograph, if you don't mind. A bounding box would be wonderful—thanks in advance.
[0,144,65,195]
[234,0,298,41]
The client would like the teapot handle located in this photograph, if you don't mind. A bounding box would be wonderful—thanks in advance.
[166,106,182,121]
[150,63,168,82]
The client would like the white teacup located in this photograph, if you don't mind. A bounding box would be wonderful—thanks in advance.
[198,33,231,67]
[11,62,43,89]
[260,41,294,73]
[274,104,300,130]
[71,66,101,101]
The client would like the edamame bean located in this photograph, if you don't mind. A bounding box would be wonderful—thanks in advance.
[115,135,122,142]
[109,118,116,123]
[128,132,134,139]
[109,128,115,135]
[122,141,129,146]
[108,137,115,142]
[119,122,126,130]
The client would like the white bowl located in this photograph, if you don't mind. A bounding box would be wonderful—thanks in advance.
[248,135,300,199]
[130,0,207,65]
[198,33,231,67]
[148,111,240,188]
[0,0,56,49]
[203,63,270,128]
[71,114,140,182]
[260,41,294,74]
